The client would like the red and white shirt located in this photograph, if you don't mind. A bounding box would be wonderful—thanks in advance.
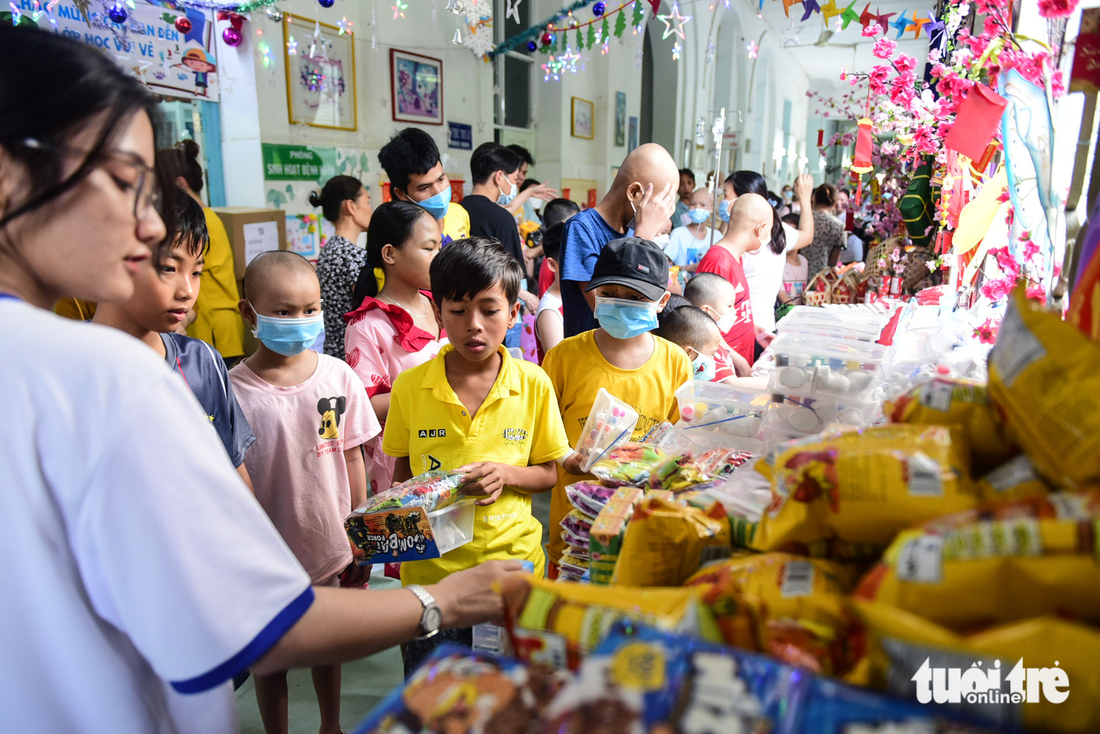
[696,246,756,365]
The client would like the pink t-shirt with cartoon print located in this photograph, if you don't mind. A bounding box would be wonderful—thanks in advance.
[230,354,380,584]
[343,297,445,494]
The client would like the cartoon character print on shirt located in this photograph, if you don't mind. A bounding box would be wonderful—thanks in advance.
[317,396,346,439]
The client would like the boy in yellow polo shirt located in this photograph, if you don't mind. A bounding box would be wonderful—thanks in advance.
[542,237,693,577]
[383,237,578,673]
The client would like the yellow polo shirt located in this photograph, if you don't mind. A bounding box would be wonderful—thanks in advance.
[441,202,470,244]
[541,331,693,566]
[383,344,570,586]
[187,208,245,359]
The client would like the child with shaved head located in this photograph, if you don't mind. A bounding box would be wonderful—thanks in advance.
[229,251,380,734]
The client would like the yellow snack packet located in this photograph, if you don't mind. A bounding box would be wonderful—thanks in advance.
[854,489,1100,631]
[498,575,721,671]
[754,424,977,558]
[850,599,1100,734]
[975,454,1052,503]
[685,552,861,676]
[611,497,731,587]
[885,376,1016,474]
[988,285,1100,488]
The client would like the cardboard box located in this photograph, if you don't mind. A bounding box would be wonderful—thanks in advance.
[211,207,288,281]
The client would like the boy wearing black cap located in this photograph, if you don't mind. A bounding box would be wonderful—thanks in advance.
[541,237,693,577]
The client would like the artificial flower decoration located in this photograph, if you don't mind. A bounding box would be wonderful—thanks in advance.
[861,21,881,36]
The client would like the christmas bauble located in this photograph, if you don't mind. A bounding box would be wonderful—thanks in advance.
[174,15,192,33]
[593,2,606,17]
[107,4,127,23]
[222,26,243,46]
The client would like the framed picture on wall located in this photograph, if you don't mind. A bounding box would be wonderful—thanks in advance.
[390,49,444,125]
[628,116,638,152]
[615,92,626,147]
[283,15,357,131]
[571,97,594,140]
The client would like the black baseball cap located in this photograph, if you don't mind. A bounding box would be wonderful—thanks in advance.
[585,237,669,302]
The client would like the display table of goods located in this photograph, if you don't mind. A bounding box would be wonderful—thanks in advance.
[349,292,1100,734]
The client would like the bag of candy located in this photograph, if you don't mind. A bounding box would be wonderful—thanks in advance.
[351,645,569,734]
[574,388,640,473]
[754,424,978,558]
[989,285,1100,488]
[611,497,730,587]
[497,575,722,671]
[564,482,616,518]
[685,552,861,676]
[850,599,1100,734]
[974,454,1051,503]
[854,489,1100,631]
[351,470,466,514]
[560,509,593,544]
[590,443,671,487]
[886,376,1016,474]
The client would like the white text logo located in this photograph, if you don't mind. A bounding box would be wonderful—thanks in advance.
[912,658,1069,705]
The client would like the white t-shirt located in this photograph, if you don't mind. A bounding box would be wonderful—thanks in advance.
[743,221,799,333]
[664,225,719,267]
[840,233,864,264]
[0,299,312,733]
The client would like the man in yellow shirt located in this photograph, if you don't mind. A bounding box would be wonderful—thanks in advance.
[383,238,578,674]
[378,127,470,246]
[541,237,693,576]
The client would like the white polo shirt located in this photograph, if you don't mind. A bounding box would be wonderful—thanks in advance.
[0,298,312,733]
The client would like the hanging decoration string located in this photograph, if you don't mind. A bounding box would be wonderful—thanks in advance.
[488,0,599,57]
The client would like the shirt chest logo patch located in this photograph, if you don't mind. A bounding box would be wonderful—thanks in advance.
[502,428,528,443]
[418,429,447,439]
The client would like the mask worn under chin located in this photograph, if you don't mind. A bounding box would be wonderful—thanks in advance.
[687,208,710,224]
[718,199,733,223]
[251,306,326,356]
[594,296,659,340]
[416,186,452,220]
[691,350,717,381]
[497,177,518,206]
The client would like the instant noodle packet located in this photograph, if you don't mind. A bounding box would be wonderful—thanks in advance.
[854,489,1100,631]
[685,552,862,676]
[497,575,722,671]
[611,497,731,587]
[849,599,1100,734]
[754,424,978,558]
[886,377,1016,474]
[988,285,1100,488]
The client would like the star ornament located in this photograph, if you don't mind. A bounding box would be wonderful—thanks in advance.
[541,54,563,81]
[506,0,522,23]
[782,20,802,46]
[672,40,682,59]
[337,15,353,34]
[286,35,298,55]
[747,39,758,58]
[840,0,859,29]
[392,0,408,20]
[657,1,691,41]
[560,45,585,73]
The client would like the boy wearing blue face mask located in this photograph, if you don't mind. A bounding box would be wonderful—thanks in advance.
[654,305,727,383]
[664,187,719,272]
[230,251,380,734]
[541,237,693,577]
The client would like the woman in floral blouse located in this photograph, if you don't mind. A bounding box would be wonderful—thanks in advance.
[311,175,373,358]
[804,183,847,277]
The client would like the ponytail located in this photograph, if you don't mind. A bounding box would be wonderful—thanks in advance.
[768,207,787,255]
[349,200,433,310]
[311,175,363,224]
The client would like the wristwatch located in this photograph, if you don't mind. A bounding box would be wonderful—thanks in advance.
[406,584,442,640]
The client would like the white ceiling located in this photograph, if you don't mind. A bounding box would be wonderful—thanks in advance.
[746,0,936,85]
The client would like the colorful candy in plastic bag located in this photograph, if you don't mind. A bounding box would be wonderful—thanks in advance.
[351,645,569,734]
[885,376,1016,474]
[989,285,1100,488]
[754,424,978,558]
[498,575,721,671]
[590,443,671,487]
[351,470,466,514]
[685,552,861,676]
[575,388,640,473]
[854,489,1100,632]
[850,599,1099,734]
[564,482,616,518]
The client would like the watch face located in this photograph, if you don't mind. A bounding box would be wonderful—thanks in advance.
[423,606,443,633]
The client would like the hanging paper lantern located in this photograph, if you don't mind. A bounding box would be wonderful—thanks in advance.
[817,128,824,146]
[174,15,192,33]
[593,1,606,16]
[850,117,874,205]
[107,3,127,23]
[222,26,243,45]
[943,84,1008,162]
[526,40,538,51]
[318,0,335,7]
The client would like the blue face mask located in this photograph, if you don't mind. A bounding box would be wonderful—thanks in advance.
[717,199,733,223]
[415,186,452,219]
[690,350,716,382]
[594,296,660,340]
[496,176,518,206]
[687,208,710,224]
[250,305,326,356]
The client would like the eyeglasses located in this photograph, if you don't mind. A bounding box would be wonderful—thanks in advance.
[20,138,161,222]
